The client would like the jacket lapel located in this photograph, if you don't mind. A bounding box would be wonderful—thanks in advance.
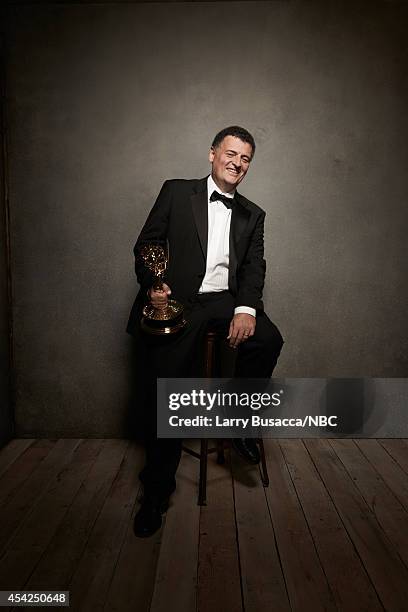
[190,179,251,283]
[232,192,250,243]
[190,177,209,261]
[229,191,250,290]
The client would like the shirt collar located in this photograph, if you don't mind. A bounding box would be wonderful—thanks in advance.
[207,174,235,202]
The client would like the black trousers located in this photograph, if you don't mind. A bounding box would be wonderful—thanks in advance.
[138,292,284,498]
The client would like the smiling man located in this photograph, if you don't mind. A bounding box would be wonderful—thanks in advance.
[127,126,284,537]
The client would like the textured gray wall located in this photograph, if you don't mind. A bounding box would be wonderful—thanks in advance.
[0,208,12,446]
[0,236,11,448]
[5,1,408,436]
[0,99,13,445]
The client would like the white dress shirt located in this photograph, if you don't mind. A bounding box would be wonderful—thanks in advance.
[198,175,256,318]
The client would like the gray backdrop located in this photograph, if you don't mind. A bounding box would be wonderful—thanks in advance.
[4,1,408,436]
[0,137,12,445]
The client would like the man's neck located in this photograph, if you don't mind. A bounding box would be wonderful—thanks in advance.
[210,173,235,195]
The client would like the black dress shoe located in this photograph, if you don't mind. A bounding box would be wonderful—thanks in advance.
[232,438,261,464]
[133,494,170,538]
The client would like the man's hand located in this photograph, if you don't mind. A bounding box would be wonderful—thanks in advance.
[148,283,171,309]
[227,313,256,349]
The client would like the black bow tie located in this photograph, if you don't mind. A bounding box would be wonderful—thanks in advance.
[210,190,235,209]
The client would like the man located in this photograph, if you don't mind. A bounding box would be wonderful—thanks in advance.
[127,126,284,537]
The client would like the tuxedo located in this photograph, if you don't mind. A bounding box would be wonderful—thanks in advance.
[127,176,284,497]
[127,176,267,335]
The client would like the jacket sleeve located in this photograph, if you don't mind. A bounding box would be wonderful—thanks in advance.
[235,211,266,310]
[133,180,172,289]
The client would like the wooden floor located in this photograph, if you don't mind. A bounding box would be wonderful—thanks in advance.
[1,439,408,611]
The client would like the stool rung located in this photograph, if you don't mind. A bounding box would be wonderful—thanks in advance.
[182,446,201,459]
[182,445,220,459]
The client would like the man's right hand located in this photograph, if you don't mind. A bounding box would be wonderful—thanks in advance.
[148,283,171,309]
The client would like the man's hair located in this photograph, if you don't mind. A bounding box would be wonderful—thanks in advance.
[211,126,256,157]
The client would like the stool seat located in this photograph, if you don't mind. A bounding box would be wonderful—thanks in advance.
[182,328,269,505]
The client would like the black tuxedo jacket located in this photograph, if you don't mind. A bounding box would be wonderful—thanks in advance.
[126,176,266,335]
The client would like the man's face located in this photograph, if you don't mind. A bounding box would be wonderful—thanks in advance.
[209,135,253,193]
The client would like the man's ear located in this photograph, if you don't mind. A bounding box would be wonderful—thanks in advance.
[208,147,215,163]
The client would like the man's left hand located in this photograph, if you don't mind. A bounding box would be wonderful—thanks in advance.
[227,313,256,349]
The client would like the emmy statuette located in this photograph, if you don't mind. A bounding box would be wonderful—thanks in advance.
[139,244,186,335]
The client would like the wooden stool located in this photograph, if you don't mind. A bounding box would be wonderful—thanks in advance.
[182,330,269,505]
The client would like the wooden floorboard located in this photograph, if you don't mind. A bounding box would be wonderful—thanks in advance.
[330,439,408,570]
[0,439,35,479]
[103,480,162,612]
[0,438,407,611]
[263,439,337,611]
[0,439,56,511]
[378,439,408,475]
[0,439,102,591]
[0,439,82,556]
[305,438,408,611]
[280,439,383,612]
[68,442,141,611]
[150,450,201,612]
[231,450,290,612]
[357,439,408,512]
[26,439,130,590]
[197,451,242,612]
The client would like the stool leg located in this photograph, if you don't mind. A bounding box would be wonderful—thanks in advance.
[198,438,208,505]
[258,438,269,487]
[200,331,217,504]
[216,439,225,464]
